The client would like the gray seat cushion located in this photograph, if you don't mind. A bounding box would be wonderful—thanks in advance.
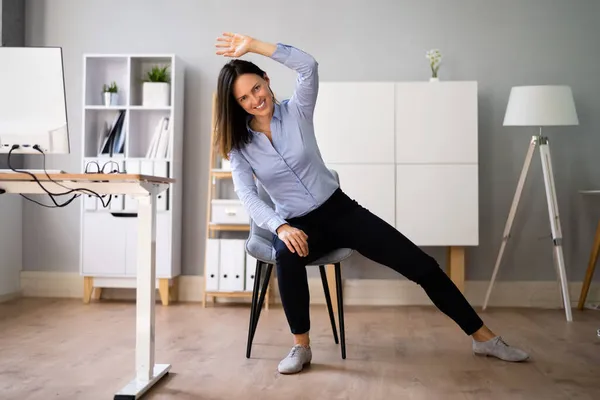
[245,234,354,265]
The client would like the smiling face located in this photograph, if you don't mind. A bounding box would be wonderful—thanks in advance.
[232,73,273,117]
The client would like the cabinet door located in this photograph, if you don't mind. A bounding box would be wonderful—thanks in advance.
[395,164,478,246]
[314,82,395,164]
[327,163,395,227]
[124,213,172,277]
[395,81,478,164]
[82,212,127,275]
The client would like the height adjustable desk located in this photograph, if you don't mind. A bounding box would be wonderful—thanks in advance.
[0,171,173,399]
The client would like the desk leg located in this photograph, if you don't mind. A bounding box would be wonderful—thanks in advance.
[114,188,170,399]
[578,219,600,310]
[447,247,465,294]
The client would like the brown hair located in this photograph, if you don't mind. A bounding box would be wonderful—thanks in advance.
[214,59,269,159]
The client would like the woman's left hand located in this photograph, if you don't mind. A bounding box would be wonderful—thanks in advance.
[215,32,253,57]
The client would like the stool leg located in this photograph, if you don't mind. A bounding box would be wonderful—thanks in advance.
[252,263,273,343]
[335,262,346,359]
[578,219,600,310]
[246,260,263,358]
[319,265,339,344]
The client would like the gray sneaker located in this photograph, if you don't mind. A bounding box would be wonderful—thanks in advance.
[277,345,312,374]
[473,336,530,362]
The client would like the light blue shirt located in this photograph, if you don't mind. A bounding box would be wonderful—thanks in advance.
[229,43,339,234]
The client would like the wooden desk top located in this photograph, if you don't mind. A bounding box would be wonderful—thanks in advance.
[0,172,175,184]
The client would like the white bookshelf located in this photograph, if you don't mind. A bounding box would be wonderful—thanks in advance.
[79,53,184,305]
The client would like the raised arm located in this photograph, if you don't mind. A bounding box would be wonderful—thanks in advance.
[269,43,319,118]
[229,149,287,235]
[215,32,319,117]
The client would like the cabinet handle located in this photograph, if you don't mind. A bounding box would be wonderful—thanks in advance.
[225,208,237,215]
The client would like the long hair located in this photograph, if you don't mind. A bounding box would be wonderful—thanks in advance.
[215,59,269,159]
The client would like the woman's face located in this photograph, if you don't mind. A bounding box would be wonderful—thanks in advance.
[232,73,273,117]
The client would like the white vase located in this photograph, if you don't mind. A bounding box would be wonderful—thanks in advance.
[143,82,170,107]
[429,77,439,82]
[103,92,118,106]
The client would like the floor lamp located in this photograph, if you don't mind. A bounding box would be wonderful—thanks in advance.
[482,85,579,322]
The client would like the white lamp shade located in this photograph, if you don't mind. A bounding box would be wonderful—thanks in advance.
[503,85,579,127]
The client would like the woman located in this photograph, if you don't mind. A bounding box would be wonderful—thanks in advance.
[214,32,529,374]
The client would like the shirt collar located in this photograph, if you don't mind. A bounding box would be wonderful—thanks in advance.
[246,102,282,133]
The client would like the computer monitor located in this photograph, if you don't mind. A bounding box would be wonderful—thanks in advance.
[0,46,70,154]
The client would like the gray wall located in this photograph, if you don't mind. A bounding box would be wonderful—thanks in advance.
[0,0,24,297]
[22,0,600,283]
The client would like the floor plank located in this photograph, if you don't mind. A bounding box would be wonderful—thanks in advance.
[0,298,599,399]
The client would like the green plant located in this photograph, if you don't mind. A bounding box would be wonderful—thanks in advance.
[145,65,170,83]
[425,49,442,78]
[102,81,118,93]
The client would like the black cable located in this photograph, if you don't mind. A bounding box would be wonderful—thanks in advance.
[32,144,113,208]
[6,144,119,208]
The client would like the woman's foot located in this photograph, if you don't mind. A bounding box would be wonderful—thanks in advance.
[472,336,530,362]
[471,325,529,362]
[278,344,312,374]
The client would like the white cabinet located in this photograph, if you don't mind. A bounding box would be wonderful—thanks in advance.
[81,212,174,277]
[396,164,478,246]
[79,53,184,303]
[82,213,127,276]
[314,81,479,247]
[326,163,395,227]
[314,82,395,163]
[395,82,478,164]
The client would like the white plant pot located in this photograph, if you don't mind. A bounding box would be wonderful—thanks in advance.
[429,77,439,82]
[143,82,170,107]
[103,92,118,106]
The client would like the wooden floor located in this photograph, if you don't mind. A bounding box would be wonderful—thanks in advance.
[1,298,599,400]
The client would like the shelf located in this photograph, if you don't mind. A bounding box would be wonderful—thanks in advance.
[85,105,128,110]
[84,56,129,106]
[209,224,250,232]
[211,169,232,179]
[84,108,127,158]
[129,56,172,107]
[85,105,171,111]
[80,53,184,300]
[204,291,253,298]
[128,108,171,158]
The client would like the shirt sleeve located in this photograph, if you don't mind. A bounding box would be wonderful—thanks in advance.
[269,43,319,118]
[229,150,287,235]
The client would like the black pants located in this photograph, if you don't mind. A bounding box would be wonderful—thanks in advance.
[273,188,484,336]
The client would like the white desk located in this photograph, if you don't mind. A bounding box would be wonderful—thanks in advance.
[0,172,173,400]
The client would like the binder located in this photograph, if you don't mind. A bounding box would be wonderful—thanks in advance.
[153,161,169,211]
[205,239,220,291]
[245,253,257,291]
[219,239,245,291]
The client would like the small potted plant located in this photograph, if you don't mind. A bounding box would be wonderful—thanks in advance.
[425,49,442,82]
[102,81,118,106]
[142,65,170,106]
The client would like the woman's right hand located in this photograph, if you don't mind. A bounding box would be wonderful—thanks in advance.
[277,224,309,257]
[215,32,254,58]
